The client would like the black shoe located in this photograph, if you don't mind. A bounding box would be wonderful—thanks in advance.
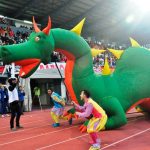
[68,118,73,125]
[16,125,24,129]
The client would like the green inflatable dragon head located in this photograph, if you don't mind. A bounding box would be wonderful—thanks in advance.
[0,17,54,78]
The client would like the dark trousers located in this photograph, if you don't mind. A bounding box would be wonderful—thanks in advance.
[10,101,21,129]
[19,101,24,114]
[1,101,7,115]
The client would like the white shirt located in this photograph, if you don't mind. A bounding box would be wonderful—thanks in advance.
[8,87,19,103]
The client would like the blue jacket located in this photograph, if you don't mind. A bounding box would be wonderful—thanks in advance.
[51,92,64,108]
[0,89,4,102]
[3,88,8,102]
[18,90,25,101]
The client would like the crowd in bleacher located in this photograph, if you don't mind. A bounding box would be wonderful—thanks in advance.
[0,17,33,30]
[0,26,29,45]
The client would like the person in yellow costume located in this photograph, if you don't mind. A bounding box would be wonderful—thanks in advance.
[73,90,107,150]
[48,88,72,127]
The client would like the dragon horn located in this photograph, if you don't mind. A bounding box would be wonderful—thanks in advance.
[42,16,51,35]
[33,16,41,33]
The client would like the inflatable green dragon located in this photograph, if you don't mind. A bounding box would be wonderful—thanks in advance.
[0,17,149,129]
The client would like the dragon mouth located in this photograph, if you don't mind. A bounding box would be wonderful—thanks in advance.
[15,59,41,78]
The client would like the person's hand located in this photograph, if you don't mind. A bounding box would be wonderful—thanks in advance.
[76,112,80,117]
[71,101,76,105]
[70,101,74,105]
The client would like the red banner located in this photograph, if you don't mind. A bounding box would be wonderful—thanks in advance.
[0,66,5,73]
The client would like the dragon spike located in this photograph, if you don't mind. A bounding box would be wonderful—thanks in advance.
[102,57,111,75]
[42,16,51,35]
[91,49,106,57]
[33,16,41,33]
[71,18,86,35]
[108,49,124,59]
[130,37,141,47]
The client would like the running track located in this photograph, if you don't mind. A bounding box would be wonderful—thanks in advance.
[0,109,149,150]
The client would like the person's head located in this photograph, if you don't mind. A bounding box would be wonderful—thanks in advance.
[80,90,90,101]
[8,77,17,85]
[19,86,23,90]
[47,88,53,96]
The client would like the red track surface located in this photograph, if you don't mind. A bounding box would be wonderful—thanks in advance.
[0,109,149,150]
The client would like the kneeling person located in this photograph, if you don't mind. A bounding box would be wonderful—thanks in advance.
[74,90,107,150]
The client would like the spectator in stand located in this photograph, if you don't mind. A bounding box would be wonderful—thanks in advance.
[99,57,104,66]
[9,28,14,38]
[51,52,59,62]
[0,27,6,36]
[61,55,67,62]
[0,18,6,24]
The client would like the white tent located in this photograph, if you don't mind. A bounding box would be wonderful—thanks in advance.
[21,63,66,111]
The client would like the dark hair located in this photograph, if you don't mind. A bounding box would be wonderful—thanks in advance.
[48,88,53,92]
[82,90,90,98]
[8,77,17,84]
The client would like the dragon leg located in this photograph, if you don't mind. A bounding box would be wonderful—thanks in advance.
[101,96,127,129]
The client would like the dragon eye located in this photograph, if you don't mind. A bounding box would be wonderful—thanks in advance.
[35,36,40,42]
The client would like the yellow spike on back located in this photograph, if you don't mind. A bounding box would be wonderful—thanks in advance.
[91,48,106,57]
[108,49,124,59]
[71,18,86,35]
[102,57,111,75]
[130,37,141,47]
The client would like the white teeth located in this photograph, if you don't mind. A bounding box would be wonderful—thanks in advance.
[21,72,25,76]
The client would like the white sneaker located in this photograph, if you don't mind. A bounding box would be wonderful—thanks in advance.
[11,128,17,131]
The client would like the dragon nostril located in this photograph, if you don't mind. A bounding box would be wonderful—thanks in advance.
[1,47,11,57]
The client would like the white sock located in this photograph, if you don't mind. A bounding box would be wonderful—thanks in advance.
[96,138,101,144]
[92,143,100,148]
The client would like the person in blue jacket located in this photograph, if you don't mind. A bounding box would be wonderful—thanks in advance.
[0,84,7,117]
[18,86,25,115]
[3,86,10,115]
[0,84,3,117]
